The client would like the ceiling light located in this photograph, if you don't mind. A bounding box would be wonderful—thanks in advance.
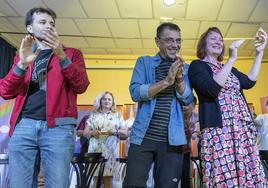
[163,0,176,6]
[160,17,173,23]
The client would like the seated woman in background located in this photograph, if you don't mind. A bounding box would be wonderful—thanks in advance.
[188,27,268,187]
[83,91,127,188]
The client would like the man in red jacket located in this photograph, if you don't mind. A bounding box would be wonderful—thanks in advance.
[0,7,89,188]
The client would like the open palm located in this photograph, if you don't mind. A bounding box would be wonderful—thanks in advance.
[229,39,245,60]
[255,28,268,52]
[19,35,40,68]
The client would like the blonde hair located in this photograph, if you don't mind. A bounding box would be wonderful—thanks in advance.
[93,91,117,113]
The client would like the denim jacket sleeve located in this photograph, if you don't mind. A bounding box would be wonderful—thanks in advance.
[175,64,194,106]
[129,56,153,102]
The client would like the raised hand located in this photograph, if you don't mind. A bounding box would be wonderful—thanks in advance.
[229,39,245,61]
[41,27,66,59]
[175,54,185,83]
[174,55,185,93]
[255,27,268,53]
[18,35,41,69]
[165,57,180,86]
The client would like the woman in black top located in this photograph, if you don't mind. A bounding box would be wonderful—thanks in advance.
[188,27,268,187]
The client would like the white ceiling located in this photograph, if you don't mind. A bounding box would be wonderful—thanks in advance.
[0,0,268,58]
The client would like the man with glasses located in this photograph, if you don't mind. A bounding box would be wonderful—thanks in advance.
[123,22,193,188]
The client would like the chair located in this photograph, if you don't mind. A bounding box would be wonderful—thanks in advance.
[259,150,268,172]
[0,154,8,165]
[116,158,127,186]
[0,154,9,188]
[191,155,202,188]
[260,150,268,160]
[71,152,106,188]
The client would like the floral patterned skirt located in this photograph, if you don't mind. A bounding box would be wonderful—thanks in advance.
[201,120,268,188]
[88,136,120,176]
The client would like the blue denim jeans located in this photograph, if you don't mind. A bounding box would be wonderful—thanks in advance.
[8,118,74,188]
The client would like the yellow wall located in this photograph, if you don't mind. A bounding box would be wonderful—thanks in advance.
[78,54,268,115]
[234,59,268,115]
[78,69,134,105]
[77,54,137,106]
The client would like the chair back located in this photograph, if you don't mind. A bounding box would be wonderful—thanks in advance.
[71,152,106,188]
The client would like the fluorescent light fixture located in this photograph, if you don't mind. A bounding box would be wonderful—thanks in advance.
[163,0,176,6]
[160,17,173,23]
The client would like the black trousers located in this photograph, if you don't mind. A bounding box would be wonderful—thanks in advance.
[181,152,193,188]
[123,139,184,188]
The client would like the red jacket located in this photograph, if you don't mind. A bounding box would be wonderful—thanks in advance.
[0,47,90,136]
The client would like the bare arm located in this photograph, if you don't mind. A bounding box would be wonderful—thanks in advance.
[213,39,245,87]
[83,126,100,138]
[213,58,235,87]
[148,80,170,98]
[247,28,268,81]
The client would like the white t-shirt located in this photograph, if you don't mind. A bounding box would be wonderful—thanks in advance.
[256,114,268,150]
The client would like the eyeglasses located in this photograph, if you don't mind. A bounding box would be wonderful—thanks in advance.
[158,37,183,45]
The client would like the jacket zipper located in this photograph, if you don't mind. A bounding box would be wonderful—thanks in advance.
[45,52,54,122]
